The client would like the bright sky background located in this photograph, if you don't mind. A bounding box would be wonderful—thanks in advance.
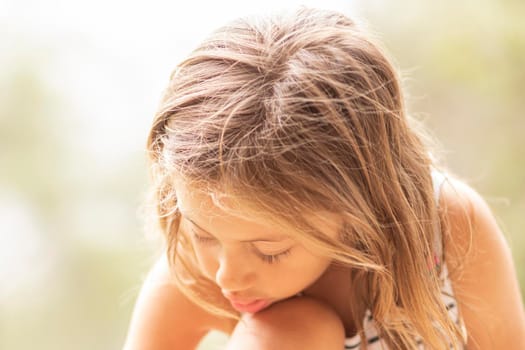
[4,0,364,163]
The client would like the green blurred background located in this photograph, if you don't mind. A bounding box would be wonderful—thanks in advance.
[1,0,523,349]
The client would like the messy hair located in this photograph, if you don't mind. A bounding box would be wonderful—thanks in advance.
[146,7,466,349]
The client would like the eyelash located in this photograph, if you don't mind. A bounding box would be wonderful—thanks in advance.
[192,233,215,244]
[256,249,291,264]
[190,232,291,264]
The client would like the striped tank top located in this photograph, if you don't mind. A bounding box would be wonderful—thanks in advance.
[344,170,467,349]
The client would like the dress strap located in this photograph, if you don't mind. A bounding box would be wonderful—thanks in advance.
[431,169,448,273]
[431,170,447,204]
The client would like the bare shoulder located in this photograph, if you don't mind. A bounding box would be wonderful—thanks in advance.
[439,177,525,349]
[123,254,233,350]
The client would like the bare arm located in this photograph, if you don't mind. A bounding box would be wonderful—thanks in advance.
[442,179,525,349]
[122,254,226,350]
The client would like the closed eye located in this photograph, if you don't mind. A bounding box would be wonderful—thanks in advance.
[191,231,217,244]
[184,219,293,264]
[254,248,292,264]
[192,233,293,265]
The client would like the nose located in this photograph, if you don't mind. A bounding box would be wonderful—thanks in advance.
[215,249,255,292]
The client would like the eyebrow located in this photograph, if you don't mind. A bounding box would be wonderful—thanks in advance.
[184,216,288,243]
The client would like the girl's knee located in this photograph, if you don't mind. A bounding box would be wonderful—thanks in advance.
[226,296,345,350]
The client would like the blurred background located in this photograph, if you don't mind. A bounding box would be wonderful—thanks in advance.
[1,0,523,349]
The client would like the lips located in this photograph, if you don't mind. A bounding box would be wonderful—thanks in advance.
[229,298,270,313]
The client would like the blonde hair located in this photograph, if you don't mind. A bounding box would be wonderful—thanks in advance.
[146,7,466,349]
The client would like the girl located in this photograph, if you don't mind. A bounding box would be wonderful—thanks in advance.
[124,8,525,350]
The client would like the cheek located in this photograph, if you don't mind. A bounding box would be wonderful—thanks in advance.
[292,255,331,284]
[265,251,333,295]
[304,256,333,281]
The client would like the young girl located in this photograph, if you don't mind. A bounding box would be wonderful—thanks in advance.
[124,8,525,350]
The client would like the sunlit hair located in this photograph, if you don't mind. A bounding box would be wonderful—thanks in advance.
[146,7,467,349]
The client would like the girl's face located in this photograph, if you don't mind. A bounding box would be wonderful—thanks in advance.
[174,181,341,313]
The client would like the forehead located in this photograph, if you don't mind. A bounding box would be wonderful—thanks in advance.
[173,178,241,221]
[173,178,342,242]
[174,180,280,239]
